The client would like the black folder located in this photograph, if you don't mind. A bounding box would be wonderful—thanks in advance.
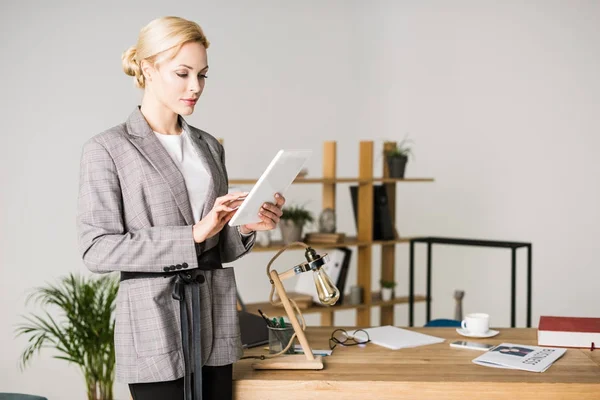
[349,184,395,241]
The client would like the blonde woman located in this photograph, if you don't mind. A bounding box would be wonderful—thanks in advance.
[76,16,284,400]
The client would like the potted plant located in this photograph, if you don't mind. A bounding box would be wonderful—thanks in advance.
[279,204,314,244]
[385,136,414,178]
[15,272,119,400]
[380,279,397,301]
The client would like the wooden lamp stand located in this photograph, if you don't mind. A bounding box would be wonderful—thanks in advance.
[251,243,338,370]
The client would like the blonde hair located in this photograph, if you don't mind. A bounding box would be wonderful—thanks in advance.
[122,16,210,89]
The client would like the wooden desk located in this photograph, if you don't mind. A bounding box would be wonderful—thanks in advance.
[233,328,600,400]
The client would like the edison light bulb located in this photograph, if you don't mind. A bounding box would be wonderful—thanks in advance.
[313,268,340,306]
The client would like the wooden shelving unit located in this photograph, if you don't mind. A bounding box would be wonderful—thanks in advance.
[231,141,434,327]
[249,236,418,252]
[244,295,430,319]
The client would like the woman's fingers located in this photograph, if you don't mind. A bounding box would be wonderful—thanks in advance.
[259,208,278,223]
[215,192,248,206]
[261,202,283,218]
[226,199,244,210]
[215,204,236,213]
[274,193,286,208]
[258,208,278,227]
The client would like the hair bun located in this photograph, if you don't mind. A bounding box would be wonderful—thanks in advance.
[121,46,145,88]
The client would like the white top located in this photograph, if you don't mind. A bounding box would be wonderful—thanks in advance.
[153,126,253,238]
[153,127,210,224]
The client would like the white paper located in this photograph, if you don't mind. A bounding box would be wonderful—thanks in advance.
[472,343,567,373]
[362,325,445,350]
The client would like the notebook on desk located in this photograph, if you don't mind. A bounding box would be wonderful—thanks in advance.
[363,325,445,350]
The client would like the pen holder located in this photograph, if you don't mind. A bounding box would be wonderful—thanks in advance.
[267,323,296,354]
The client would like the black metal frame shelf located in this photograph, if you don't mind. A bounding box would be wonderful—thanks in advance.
[409,236,532,328]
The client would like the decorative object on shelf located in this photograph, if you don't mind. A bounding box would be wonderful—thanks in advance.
[15,273,119,400]
[349,285,364,305]
[279,204,314,244]
[256,230,272,247]
[318,207,336,233]
[385,135,414,178]
[304,232,345,244]
[250,243,339,370]
[380,279,397,301]
[454,289,465,321]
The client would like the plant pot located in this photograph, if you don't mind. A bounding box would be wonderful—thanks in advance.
[381,288,394,301]
[387,155,408,178]
[279,220,304,244]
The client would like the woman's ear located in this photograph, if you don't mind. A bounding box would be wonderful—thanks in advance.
[140,60,152,82]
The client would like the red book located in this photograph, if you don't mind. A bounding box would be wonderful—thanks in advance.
[538,316,600,349]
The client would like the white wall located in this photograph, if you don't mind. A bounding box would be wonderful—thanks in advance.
[1,0,598,398]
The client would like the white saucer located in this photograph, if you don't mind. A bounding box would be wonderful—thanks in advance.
[456,328,499,338]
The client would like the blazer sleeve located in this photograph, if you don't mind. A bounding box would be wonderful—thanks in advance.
[76,139,200,274]
[217,142,256,264]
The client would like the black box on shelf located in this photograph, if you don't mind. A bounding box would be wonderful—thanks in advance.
[349,184,396,241]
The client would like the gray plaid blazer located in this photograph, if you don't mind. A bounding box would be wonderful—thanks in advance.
[76,105,255,384]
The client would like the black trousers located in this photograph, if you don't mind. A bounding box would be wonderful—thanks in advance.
[128,364,232,400]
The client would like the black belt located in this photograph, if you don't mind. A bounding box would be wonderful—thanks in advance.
[120,246,222,400]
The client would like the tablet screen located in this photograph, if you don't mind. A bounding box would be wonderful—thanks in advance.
[228,149,312,226]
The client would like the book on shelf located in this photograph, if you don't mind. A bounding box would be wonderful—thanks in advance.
[472,343,566,373]
[538,316,600,349]
[304,232,346,244]
[349,184,396,241]
[334,247,352,305]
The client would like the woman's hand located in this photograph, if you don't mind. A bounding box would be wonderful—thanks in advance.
[193,192,248,243]
[240,193,286,234]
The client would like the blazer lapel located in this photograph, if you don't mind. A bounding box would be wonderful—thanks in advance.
[126,106,195,225]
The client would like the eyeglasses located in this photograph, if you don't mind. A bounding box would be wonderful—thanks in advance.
[329,328,371,350]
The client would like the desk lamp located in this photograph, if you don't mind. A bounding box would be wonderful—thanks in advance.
[251,241,340,370]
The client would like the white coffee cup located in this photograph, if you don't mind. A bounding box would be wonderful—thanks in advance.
[461,313,490,334]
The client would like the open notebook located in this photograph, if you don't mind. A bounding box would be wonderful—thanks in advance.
[363,325,445,350]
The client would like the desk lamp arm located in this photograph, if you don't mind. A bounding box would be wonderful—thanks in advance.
[265,241,329,360]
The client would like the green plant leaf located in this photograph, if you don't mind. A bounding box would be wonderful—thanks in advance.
[280,204,314,225]
[380,279,397,288]
[14,272,119,398]
[385,135,415,160]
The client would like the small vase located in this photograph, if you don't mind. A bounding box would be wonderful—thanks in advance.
[279,220,303,244]
[387,155,408,178]
[381,288,394,301]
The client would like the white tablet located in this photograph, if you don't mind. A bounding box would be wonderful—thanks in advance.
[228,149,312,226]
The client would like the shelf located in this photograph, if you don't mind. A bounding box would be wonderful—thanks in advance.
[221,140,435,327]
[244,294,429,317]
[229,177,434,185]
[250,237,420,252]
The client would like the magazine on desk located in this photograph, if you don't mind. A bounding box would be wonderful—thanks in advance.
[472,343,566,372]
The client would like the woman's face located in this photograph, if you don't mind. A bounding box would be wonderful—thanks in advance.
[143,41,208,116]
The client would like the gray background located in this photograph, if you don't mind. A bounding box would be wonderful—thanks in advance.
[1,0,599,398]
